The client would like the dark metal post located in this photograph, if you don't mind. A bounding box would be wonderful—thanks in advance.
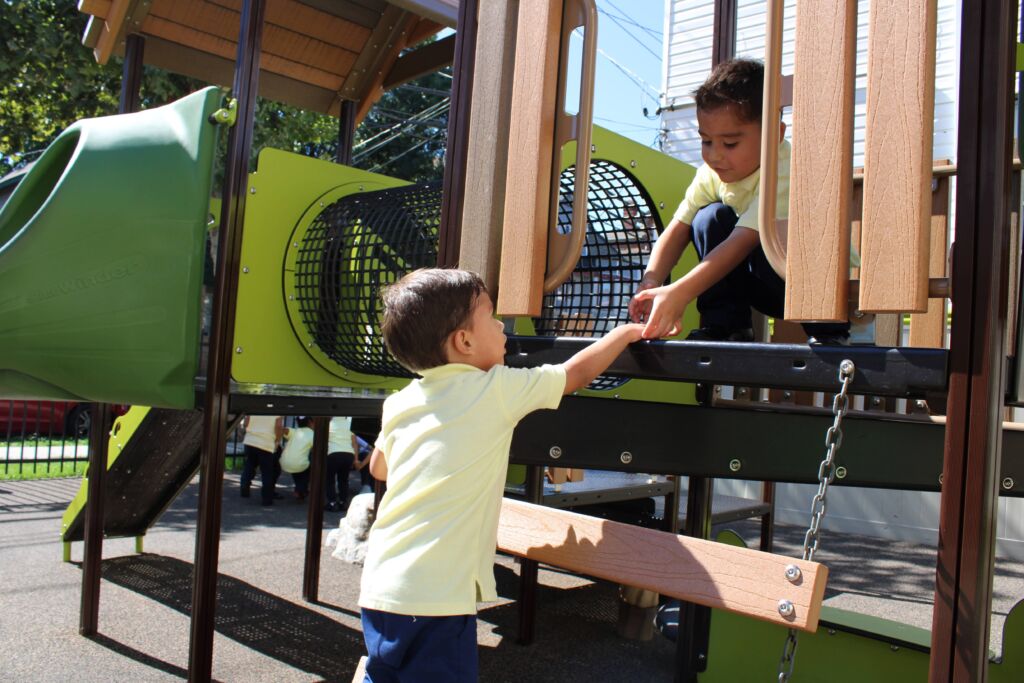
[437,0,479,268]
[118,34,145,114]
[188,0,266,680]
[517,464,544,645]
[303,417,330,601]
[675,476,713,682]
[79,403,112,636]
[335,100,357,166]
[929,0,1015,679]
[711,0,737,66]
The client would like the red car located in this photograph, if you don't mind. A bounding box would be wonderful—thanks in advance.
[0,401,126,440]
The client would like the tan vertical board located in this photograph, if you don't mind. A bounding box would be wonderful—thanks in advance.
[496,0,562,317]
[859,0,937,313]
[786,0,857,322]
[458,0,518,292]
[909,174,950,348]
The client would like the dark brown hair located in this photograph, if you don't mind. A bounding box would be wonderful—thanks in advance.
[693,58,763,123]
[380,268,487,372]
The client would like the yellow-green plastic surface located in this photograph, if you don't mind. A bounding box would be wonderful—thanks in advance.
[0,87,223,407]
[233,148,410,389]
[61,405,152,538]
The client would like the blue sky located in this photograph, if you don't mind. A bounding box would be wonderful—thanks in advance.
[589,1,666,148]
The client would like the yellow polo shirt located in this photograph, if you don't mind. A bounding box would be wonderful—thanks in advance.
[358,363,566,616]
[674,139,791,233]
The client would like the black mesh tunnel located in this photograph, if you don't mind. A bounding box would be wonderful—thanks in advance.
[291,161,660,387]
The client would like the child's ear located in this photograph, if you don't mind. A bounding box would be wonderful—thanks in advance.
[450,327,473,355]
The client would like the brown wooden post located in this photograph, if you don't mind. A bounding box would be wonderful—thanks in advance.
[79,403,112,636]
[189,0,266,680]
[437,0,479,268]
[711,0,737,66]
[335,100,357,166]
[303,417,330,602]
[928,0,1015,678]
[118,34,145,115]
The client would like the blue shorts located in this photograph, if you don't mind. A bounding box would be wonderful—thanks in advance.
[361,608,478,682]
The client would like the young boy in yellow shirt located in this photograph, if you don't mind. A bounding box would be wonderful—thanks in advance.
[629,58,849,345]
[358,268,642,681]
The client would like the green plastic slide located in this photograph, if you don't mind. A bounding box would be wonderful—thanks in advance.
[0,87,224,408]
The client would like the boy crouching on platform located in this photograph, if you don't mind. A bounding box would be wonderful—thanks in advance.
[358,268,643,682]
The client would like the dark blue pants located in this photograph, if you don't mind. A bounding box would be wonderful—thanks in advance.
[326,451,355,507]
[691,202,849,338]
[240,445,280,504]
[361,608,478,682]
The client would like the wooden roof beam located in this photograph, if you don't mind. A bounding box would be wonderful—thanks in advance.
[92,0,152,64]
[337,5,418,121]
[382,33,454,91]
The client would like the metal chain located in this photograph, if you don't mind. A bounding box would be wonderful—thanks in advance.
[777,359,855,682]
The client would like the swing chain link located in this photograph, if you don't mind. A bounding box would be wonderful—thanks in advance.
[777,359,855,683]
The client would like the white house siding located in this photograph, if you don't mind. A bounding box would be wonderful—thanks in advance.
[661,0,1024,561]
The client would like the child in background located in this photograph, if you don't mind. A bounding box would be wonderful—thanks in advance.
[357,268,643,681]
[280,416,314,500]
[629,58,849,345]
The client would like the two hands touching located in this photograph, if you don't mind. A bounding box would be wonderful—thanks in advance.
[628,276,690,340]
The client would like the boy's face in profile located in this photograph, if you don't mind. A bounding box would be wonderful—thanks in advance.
[696,104,763,183]
[463,293,507,371]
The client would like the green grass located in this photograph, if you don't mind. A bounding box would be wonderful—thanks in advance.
[0,461,88,480]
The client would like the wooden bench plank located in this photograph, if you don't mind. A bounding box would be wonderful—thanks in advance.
[497,499,828,632]
[859,0,937,313]
[786,0,857,322]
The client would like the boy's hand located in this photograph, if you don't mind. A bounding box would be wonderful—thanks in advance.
[628,275,661,324]
[632,285,687,339]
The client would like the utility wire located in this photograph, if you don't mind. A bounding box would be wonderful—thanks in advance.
[596,47,661,104]
[598,8,662,62]
[603,0,662,38]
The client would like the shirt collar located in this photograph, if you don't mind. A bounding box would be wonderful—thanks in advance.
[417,363,485,381]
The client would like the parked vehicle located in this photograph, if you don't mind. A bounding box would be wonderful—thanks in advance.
[0,401,126,440]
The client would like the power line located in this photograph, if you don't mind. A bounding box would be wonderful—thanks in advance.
[596,47,661,104]
[598,8,662,62]
[603,0,662,38]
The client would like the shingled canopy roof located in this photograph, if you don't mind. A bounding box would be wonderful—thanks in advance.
[77,0,459,119]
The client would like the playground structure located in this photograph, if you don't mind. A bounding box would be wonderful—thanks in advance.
[0,0,1022,681]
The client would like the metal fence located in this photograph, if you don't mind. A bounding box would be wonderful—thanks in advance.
[0,400,246,477]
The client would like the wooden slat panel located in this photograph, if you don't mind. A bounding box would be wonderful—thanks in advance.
[496,0,562,317]
[141,15,344,90]
[150,0,359,77]
[498,499,828,632]
[909,174,950,347]
[458,0,518,292]
[786,0,857,322]
[859,0,937,313]
[210,0,373,48]
[93,0,131,64]
[338,4,416,119]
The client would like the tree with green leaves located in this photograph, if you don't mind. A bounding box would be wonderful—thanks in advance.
[0,0,449,181]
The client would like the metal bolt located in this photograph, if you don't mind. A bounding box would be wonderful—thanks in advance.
[319,201,324,207]
[891,645,900,652]
[784,564,802,583]
[783,391,793,400]
[242,266,249,273]
[737,387,748,396]
[613,394,620,399]
[249,186,256,194]
[728,459,741,472]
[293,242,299,248]
[836,466,848,479]
[778,599,795,618]
[630,160,637,168]
[288,295,294,301]
[659,202,665,209]
[714,386,722,393]
[620,451,633,464]
[359,185,365,191]
[235,346,242,354]
[828,628,837,636]
[871,397,881,406]
[1003,477,1014,490]
[915,400,927,409]
[549,446,562,459]
[840,359,855,375]
[591,144,597,153]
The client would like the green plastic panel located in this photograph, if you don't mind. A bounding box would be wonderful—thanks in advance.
[0,87,223,408]
[699,530,1023,681]
[233,147,410,389]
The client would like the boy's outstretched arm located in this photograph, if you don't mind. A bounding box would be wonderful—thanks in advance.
[633,226,760,339]
[562,324,645,394]
[629,218,692,323]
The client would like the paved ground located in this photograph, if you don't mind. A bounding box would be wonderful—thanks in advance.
[1,474,1021,682]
